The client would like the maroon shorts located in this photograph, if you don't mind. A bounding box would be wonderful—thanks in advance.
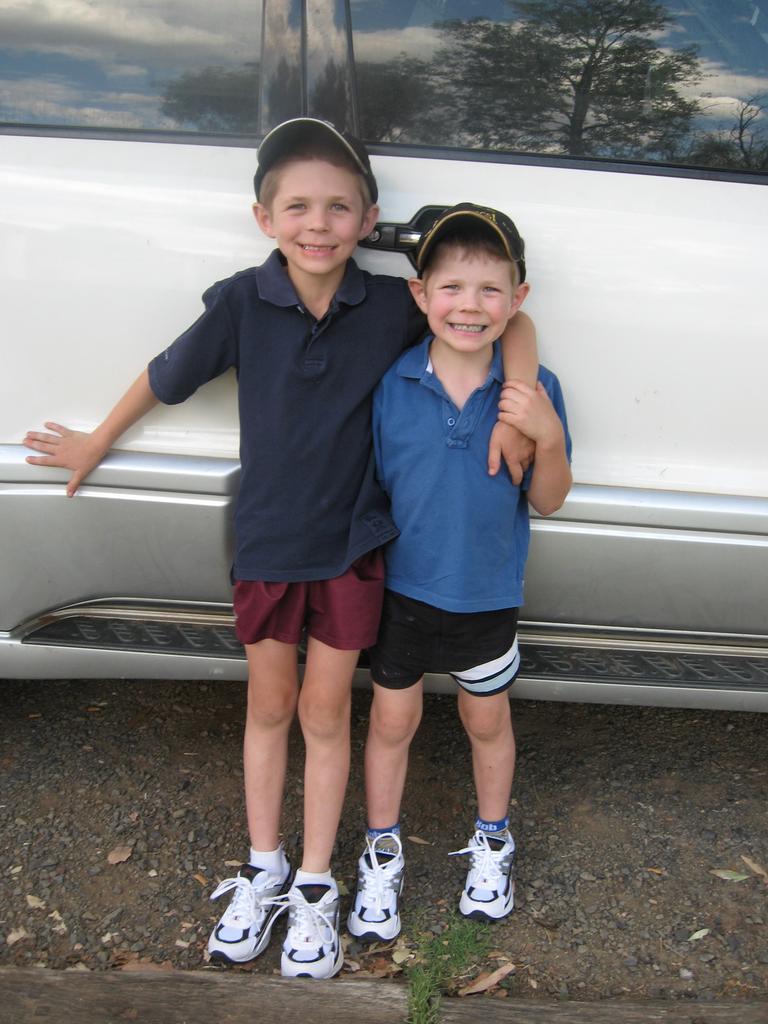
[233,549,385,650]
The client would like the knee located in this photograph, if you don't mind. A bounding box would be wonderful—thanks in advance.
[246,681,297,731]
[370,698,422,747]
[460,699,511,744]
[297,689,350,742]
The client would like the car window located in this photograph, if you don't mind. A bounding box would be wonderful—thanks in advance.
[5,0,766,176]
[0,0,262,134]
[349,0,768,175]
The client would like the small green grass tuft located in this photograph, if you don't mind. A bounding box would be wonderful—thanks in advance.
[406,913,491,1024]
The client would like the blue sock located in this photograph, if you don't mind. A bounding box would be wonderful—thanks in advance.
[367,823,400,840]
[476,816,509,836]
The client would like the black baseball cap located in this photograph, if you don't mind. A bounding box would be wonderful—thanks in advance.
[416,202,526,282]
[254,118,378,203]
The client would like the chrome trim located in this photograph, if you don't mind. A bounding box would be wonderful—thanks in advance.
[1,445,240,495]
[519,625,768,653]
[21,600,236,632]
[545,483,768,534]
[13,600,768,659]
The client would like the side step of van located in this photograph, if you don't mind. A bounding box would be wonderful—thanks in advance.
[6,604,766,711]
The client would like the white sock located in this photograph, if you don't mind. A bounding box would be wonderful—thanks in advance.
[293,868,334,889]
[249,845,286,873]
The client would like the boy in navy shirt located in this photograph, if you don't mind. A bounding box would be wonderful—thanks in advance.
[348,204,571,941]
[24,126,537,978]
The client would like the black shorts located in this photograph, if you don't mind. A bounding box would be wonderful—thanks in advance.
[367,590,520,696]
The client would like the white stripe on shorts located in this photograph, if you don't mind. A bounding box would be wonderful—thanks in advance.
[451,637,520,695]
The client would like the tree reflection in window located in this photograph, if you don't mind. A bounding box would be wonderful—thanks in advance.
[161,64,259,134]
[352,0,768,173]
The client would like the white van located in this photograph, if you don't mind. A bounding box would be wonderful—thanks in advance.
[2,0,767,709]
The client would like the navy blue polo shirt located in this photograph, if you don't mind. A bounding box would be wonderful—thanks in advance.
[372,336,571,612]
[148,250,425,581]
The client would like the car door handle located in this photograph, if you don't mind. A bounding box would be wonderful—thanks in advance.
[359,206,447,268]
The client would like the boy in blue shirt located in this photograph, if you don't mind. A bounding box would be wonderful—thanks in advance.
[24,126,538,977]
[348,204,572,940]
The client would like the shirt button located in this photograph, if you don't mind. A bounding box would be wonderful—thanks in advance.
[447,417,456,426]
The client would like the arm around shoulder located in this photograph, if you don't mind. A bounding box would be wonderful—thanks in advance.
[489,311,539,481]
[526,431,572,516]
[499,310,538,387]
[508,378,572,516]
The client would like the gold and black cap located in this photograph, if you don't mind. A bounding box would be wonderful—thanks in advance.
[416,202,526,282]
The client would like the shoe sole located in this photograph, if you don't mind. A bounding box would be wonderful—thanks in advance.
[346,920,401,944]
[459,881,514,922]
[208,871,294,965]
[460,906,514,922]
[291,945,344,980]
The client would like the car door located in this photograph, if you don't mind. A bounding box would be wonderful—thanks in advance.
[2,0,767,709]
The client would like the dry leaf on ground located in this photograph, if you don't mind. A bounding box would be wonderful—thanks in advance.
[6,928,31,946]
[107,845,133,865]
[741,855,768,882]
[360,954,404,978]
[407,835,432,846]
[458,961,516,996]
[710,868,749,882]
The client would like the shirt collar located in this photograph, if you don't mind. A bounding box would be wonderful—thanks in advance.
[398,335,504,382]
[255,249,367,308]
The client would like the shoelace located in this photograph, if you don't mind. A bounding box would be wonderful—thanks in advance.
[209,874,259,922]
[358,836,400,913]
[449,833,506,885]
[264,889,336,946]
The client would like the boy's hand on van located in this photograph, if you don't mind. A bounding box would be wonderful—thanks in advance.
[488,420,535,483]
[24,422,109,497]
[499,380,564,450]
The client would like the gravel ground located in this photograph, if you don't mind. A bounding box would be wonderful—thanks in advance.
[1,678,766,1004]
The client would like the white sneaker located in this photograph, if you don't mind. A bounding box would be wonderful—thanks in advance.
[450,830,515,921]
[347,832,405,942]
[207,854,292,964]
[276,882,343,979]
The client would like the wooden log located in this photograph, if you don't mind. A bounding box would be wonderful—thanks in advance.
[442,993,768,1023]
[0,970,407,1024]
[0,969,765,1024]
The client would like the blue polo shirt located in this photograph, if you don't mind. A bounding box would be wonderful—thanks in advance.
[148,250,424,581]
[372,336,571,613]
